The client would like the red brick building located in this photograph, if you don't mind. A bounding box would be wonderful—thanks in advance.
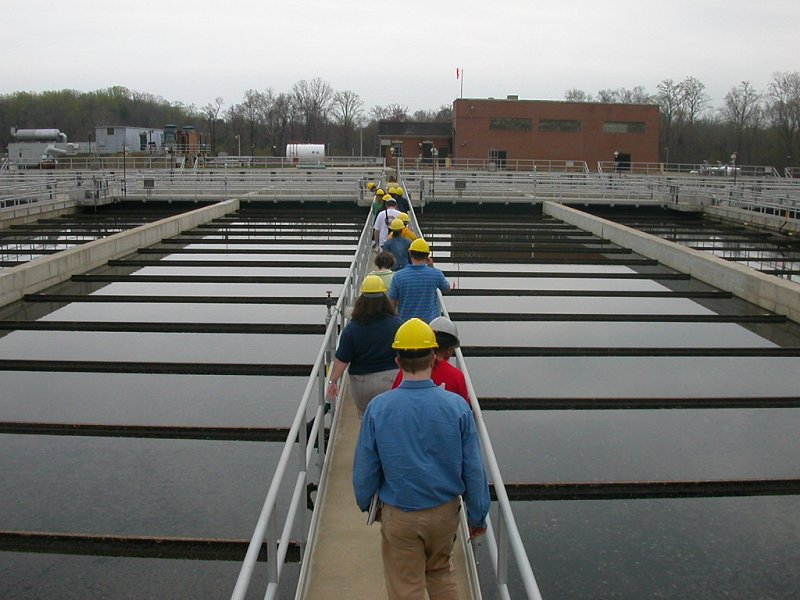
[452,96,660,168]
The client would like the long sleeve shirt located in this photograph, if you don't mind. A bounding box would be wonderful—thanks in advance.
[353,379,490,528]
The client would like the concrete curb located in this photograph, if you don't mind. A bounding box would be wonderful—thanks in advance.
[0,198,240,308]
[543,201,800,324]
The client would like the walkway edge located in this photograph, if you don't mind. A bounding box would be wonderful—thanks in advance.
[543,201,800,323]
[0,199,239,308]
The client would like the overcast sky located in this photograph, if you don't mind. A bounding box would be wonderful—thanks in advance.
[4,0,798,115]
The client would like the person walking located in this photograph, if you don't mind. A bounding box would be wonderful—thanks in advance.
[391,185,411,213]
[398,212,418,242]
[326,275,402,417]
[392,316,470,404]
[368,250,397,291]
[383,218,412,272]
[373,196,402,251]
[353,318,490,600]
[388,238,450,323]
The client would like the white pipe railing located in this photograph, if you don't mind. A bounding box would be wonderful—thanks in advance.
[230,208,376,600]
[435,289,544,600]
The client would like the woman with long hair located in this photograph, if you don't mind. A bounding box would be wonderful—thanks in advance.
[326,275,402,417]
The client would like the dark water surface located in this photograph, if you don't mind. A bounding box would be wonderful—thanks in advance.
[2,205,799,599]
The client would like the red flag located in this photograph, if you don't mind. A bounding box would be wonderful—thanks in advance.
[456,68,460,80]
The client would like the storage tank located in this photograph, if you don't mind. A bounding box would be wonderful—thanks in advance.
[286,143,325,165]
[12,128,67,142]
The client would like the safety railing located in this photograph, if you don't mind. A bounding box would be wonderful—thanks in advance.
[394,182,543,599]
[2,155,385,172]
[230,209,375,600]
[434,289,544,600]
[598,160,783,179]
[399,157,589,174]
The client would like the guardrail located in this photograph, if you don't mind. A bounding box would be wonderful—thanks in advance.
[399,157,589,174]
[437,289,543,600]
[3,168,799,220]
[597,160,782,178]
[3,155,385,172]
[230,210,374,600]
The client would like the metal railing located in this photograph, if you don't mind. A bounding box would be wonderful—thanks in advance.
[399,157,589,173]
[597,160,783,178]
[230,210,374,600]
[437,290,543,600]
[2,155,385,172]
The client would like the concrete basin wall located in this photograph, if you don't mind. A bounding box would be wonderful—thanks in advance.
[543,201,800,324]
[0,198,240,308]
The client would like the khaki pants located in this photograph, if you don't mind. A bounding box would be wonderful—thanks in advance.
[349,368,398,418]
[380,498,461,600]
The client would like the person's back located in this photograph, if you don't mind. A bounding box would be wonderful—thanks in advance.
[353,318,489,600]
[358,381,477,510]
[389,259,449,322]
[383,230,412,271]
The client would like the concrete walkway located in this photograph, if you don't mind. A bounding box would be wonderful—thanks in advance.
[300,380,474,599]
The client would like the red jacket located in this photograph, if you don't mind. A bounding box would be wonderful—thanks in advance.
[392,358,470,405]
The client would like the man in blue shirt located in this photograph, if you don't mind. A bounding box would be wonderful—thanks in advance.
[388,237,451,323]
[353,318,490,600]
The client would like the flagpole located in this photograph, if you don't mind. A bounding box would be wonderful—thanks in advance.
[460,69,464,98]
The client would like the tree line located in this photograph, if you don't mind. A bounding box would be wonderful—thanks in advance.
[2,72,798,168]
[565,72,800,169]
[0,79,450,159]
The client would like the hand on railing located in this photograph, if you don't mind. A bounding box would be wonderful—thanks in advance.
[326,381,339,401]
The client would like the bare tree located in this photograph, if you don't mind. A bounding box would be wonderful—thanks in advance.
[564,88,592,102]
[264,92,292,155]
[331,90,365,155]
[680,77,710,123]
[434,104,453,122]
[291,78,335,141]
[656,79,684,161]
[721,81,764,162]
[202,96,224,153]
[767,71,800,166]
[369,103,409,122]
[236,89,269,154]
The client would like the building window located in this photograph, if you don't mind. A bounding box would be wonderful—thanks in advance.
[489,118,532,131]
[107,127,115,135]
[539,119,582,133]
[391,143,403,157]
[603,121,646,134]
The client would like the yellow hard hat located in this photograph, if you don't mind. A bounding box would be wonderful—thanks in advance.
[409,238,431,254]
[392,318,439,350]
[367,182,376,190]
[398,212,410,223]
[395,187,404,195]
[387,186,397,194]
[376,188,385,196]
[389,218,405,231]
[360,274,387,295]
[382,194,393,202]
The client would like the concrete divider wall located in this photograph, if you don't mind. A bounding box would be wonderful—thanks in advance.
[0,199,240,308]
[1,199,79,229]
[543,201,800,324]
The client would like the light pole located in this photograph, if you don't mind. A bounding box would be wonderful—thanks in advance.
[122,143,127,197]
[731,153,737,185]
[431,146,439,199]
[235,134,241,158]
